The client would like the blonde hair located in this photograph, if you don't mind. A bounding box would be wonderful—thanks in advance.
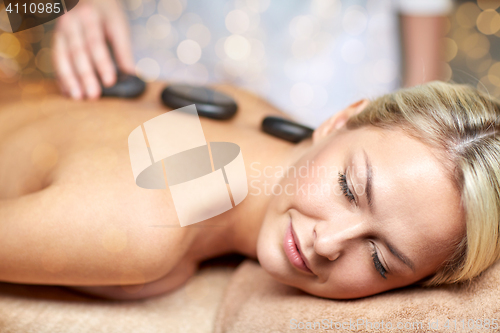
[346,81,500,286]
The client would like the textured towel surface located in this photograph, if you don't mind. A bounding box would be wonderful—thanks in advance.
[0,265,234,333]
[214,259,500,333]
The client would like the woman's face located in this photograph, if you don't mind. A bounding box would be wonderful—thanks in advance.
[257,121,465,299]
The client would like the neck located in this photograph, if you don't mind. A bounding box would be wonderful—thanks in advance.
[187,137,313,263]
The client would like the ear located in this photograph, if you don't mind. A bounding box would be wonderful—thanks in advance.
[312,99,370,144]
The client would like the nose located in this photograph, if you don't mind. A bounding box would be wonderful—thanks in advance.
[313,216,367,261]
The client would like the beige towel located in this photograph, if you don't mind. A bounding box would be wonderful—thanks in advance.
[215,259,500,333]
[0,265,234,333]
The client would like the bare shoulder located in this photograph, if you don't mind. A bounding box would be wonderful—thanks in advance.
[211,83,289,125]
[144,82,289,127]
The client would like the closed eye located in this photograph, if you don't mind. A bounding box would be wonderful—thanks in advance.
[371,243,387,279]
[338,172,355,204]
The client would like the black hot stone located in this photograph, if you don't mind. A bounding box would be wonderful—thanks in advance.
[161,84,237,120]
[261,116,314,143]
[101,73,146,98]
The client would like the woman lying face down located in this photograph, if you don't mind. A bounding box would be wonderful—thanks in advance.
[0,81,498,300]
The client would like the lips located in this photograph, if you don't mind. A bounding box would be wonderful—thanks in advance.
[283,221,313,274]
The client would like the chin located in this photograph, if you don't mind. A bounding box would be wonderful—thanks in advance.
[256,230,328,297]
[257,248,317,296]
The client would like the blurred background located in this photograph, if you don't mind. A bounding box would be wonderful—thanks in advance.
[0,0,499,104]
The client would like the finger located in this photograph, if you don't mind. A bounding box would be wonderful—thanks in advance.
[64,15,101,100]
[56,79,68,97]
[105,14,135,74]
[52,31,83,100]
[80,8,116,87]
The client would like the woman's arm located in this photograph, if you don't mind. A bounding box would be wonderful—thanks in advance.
[0,184,187,287]
[69,260,197,300]
[401,15,448,87]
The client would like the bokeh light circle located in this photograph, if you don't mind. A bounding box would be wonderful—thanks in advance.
[177,39,202,64]
[135,57,161,82]
[224,35,251,60]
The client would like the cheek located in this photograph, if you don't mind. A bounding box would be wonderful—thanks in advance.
[312,254,427,299]
[321,255,381,295]
[256,207,289,278]
[302,249,396,299]
[311,272,386,299]
[280,158,340,218]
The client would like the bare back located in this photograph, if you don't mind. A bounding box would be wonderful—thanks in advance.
[0,80,292,298]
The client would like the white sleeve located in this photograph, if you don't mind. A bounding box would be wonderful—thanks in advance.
[398,0,454,16]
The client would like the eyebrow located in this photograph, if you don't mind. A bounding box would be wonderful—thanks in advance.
[362,149,416,273]
[363,149,374,214]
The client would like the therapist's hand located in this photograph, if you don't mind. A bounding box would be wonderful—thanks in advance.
[52,0,135,100]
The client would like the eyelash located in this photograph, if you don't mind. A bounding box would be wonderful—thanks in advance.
[338,172,356,204]
[371,246,387,279]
